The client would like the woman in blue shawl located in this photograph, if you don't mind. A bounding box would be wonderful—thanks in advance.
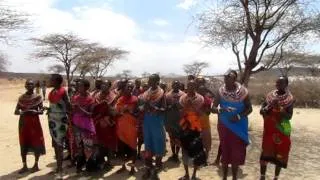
[139,74,166,179]
[211,70,252,180]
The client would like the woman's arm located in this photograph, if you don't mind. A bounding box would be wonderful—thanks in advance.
[239,95,253,117]
[280,104,293,120]
[14,103,21,115]
[77,105,92,116]
[158,95,167,112]
[37,101,44,115]
[63,91,71,113]
[211,93,220,114]
[260,101,269,116]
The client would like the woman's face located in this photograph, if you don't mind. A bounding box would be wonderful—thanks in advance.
[148,77,158,88]
[124,83,134,95]
[142,83,149,91]
[276,78,287,92]
[101,82,111,92]
[50,76,56,87]
[172,81,180,91]
[78,82,87,94]
[198,85,206,96]
[187,81,196,94]
[25,80,35,92]
[224,73,236,87]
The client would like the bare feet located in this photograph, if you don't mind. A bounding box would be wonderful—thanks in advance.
[104,162,113,171]
[178,175,190,180]
[63,154,71,161]
[30,165,40,173]
[137,154,142,160]
[191,176,198,180]
[142,169,151,180]
[129,167,136,176]
[18,166,28,174]
[151,170,160,180]
[116,165,127,174]
[55,172,63,180]
[155,162,163,170]
[212,159,220,166]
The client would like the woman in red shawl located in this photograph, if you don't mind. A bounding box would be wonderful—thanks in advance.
[71,79,96,172]
[14,79,45,174]
[115,82,139,175]
[92,80,117,169]
[260,76,294,180]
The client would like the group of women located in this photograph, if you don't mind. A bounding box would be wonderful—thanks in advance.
[14,70,294,180]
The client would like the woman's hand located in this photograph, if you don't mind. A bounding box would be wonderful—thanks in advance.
[219,107,236,113]
[14,109,21,115]
[230,114,241,123]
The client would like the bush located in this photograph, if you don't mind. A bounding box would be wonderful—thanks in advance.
[290,79,320,108]
[206,76,320,108]
[248,78,320,108]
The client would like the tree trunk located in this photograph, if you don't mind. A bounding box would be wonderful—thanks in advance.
[66,68,70,88]
[240,66,252,87]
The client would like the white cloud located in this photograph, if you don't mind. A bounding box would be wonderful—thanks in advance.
[1,0,235,77]
[177,0,197,10]
[151,18,169,27]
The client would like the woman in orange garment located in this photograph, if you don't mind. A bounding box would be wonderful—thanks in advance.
[114,82,139,175]
[178,80,206,180]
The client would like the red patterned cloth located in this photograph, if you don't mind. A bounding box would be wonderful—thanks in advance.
[17,94,45,155]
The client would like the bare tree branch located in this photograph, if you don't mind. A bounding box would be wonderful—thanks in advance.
[47,64,65,74]
[183,61,209,77]
[77,44,129,79]
[30,33,89,86]
[197,0,320,86]
[0,1,29,41]
[0,52,9,72]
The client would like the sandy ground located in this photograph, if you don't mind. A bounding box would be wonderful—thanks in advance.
[1,82,320,180]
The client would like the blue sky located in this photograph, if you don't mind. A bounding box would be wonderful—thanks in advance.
[53,0,197,42]
[2,0,235,76]
[2,0,319,76]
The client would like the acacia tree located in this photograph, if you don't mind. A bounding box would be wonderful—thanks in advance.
[141,72,151,78]
[0,52,8,72]
[0,1,29,71]
[116,69,132,79]
[0,1,29,41]
[262,51,305,76]
[296,53,320,76]
[198,0,320,86]
[78,44,128,79]
[48,64,65,74]
[183,61,209,77]
[31,33,90,86]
